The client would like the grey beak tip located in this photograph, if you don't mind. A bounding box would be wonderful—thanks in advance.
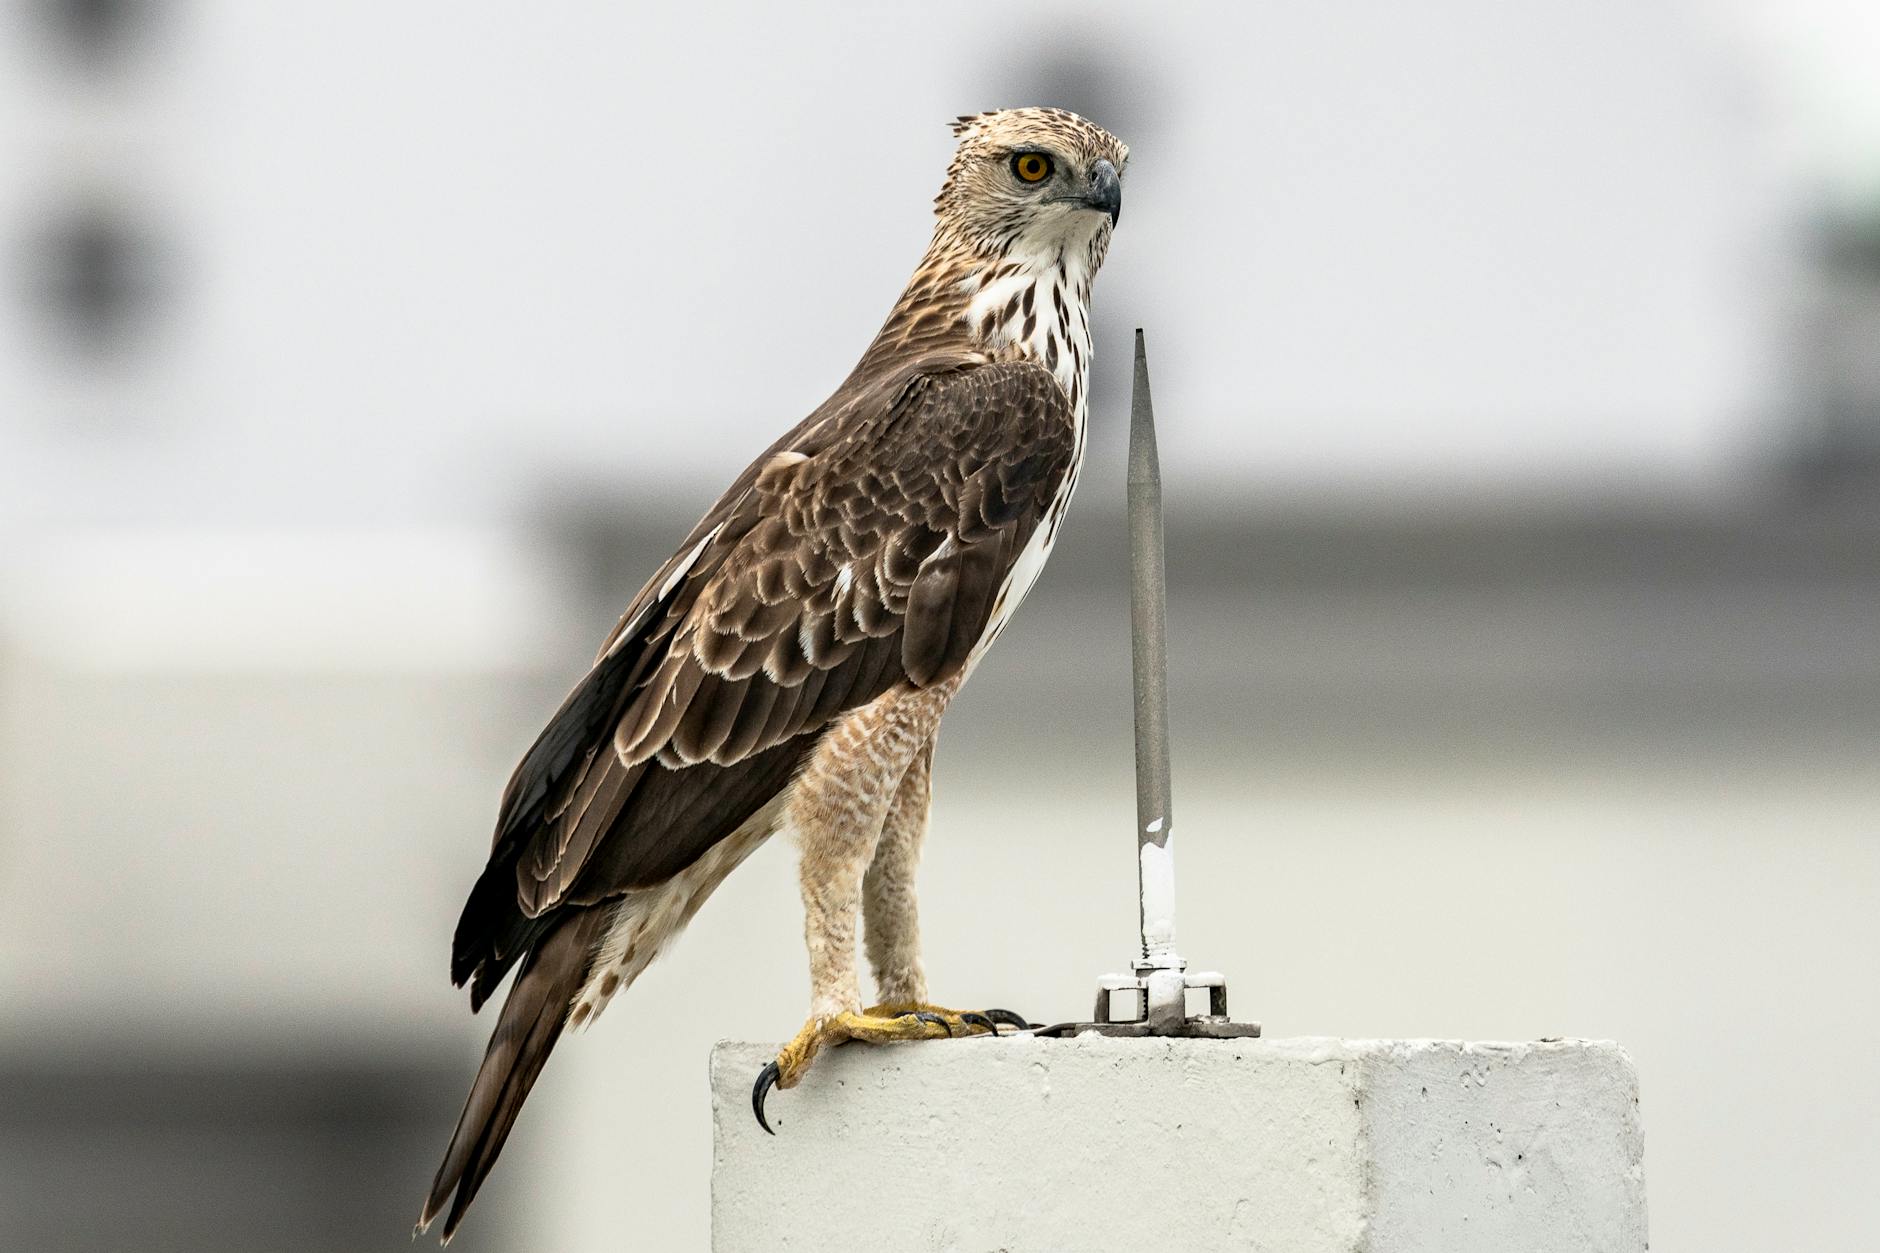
[1086,159,1123,226]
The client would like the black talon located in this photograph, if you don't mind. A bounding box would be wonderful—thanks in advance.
[902,1010,952,1037]
[983,1008,1034,1031]
[959,1012,996,1036]
[752,1060,781,1135]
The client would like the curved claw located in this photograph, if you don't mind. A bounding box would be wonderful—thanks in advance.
[752,1060,781,1135]
[983,1008,1034,1031]
[959,1012,996,1036]
[902,1010,953,1037]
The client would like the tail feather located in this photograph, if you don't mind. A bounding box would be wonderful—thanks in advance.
[420,907,607,1243]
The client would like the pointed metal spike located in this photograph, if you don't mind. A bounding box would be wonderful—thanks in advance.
[1049,329,1260,1040]
[1127,329,1177,967]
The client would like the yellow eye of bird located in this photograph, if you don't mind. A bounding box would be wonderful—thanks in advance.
[1012,152,1052,183]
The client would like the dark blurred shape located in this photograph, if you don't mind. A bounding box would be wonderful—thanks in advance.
[1009,42,1127,137]
[974,25,1167,140]
[1822,206,1880,279]
[0,1042,515,1253]
[1790,207,1880,499]
[30,0,161,70]
[21,197,167,361]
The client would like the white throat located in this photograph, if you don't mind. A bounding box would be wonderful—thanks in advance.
[954,230,1103,677]
[961,238,1097,421]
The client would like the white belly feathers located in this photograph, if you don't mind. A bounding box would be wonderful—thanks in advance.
[966,403,1086,673]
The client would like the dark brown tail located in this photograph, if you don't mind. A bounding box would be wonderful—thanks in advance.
[419,906,607,1244]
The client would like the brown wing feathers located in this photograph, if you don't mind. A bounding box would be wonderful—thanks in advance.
[607,362,1073,773]
[424,360,1075,1240]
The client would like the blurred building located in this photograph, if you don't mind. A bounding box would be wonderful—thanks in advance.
[2,5,1877,1253]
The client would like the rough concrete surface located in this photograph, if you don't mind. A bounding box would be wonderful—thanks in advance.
[711,1035,1644,1253]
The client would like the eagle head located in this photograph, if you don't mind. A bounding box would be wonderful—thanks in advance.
[935,107,1129,256]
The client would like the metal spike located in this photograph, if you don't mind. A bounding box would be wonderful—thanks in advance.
[1128,329,1178,971]
[1033,329,1259,1041]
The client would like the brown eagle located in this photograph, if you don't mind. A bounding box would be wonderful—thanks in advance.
[420,106,1127,1241]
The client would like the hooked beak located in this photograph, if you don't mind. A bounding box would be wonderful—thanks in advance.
[1084,159,1121,225]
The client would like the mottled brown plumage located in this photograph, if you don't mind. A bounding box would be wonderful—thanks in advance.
[421,106,1126,1242]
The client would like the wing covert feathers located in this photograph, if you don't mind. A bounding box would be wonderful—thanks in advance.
[610,360,1076,774]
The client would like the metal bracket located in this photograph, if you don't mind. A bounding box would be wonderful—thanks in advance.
[1034,968,1260,1039]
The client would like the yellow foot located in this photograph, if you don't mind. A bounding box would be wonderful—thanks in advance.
[752,1005,1023,1134]
[751,1003,1038,1133]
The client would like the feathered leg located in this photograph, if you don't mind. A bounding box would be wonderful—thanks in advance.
[859,731,1032,1041]
[751,680,964,1132]
[861,735,934,1006]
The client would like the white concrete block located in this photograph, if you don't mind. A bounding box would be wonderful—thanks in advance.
[711,1036,1645,1253]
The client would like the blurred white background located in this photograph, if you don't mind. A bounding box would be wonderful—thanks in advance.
[2,3,1877,1251]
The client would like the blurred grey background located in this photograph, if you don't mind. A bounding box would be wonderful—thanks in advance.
[2,2,1877,1250]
